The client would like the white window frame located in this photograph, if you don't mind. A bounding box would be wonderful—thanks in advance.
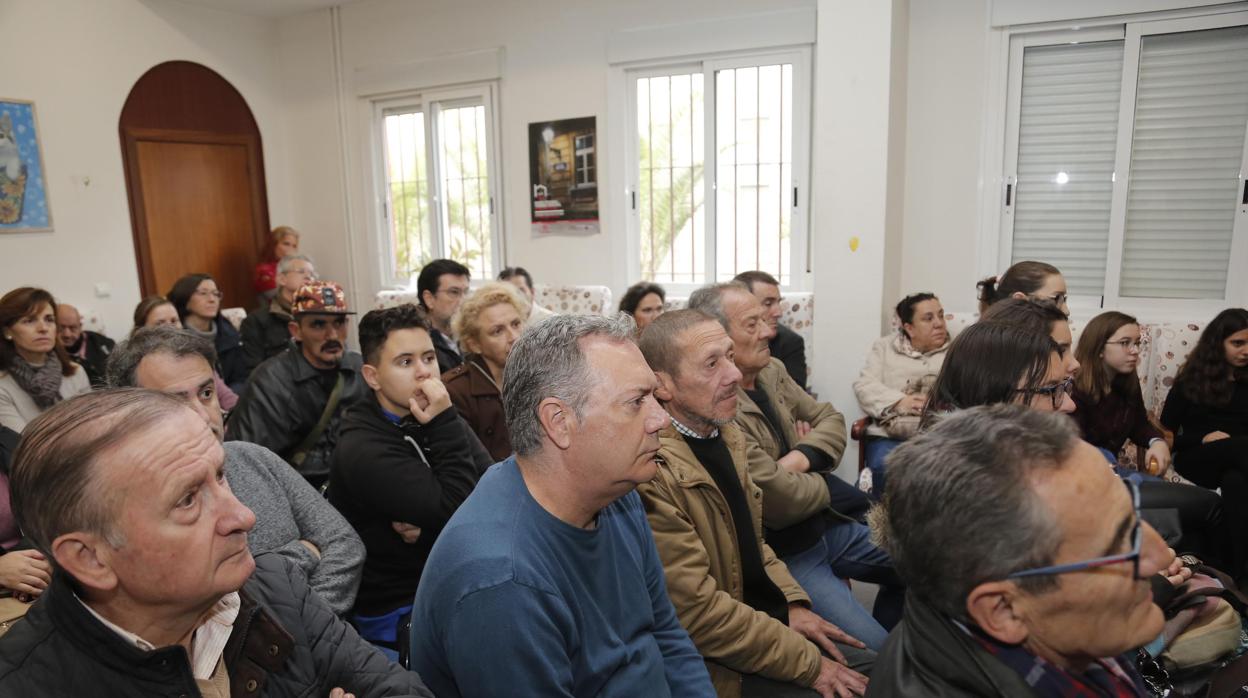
[621,47,813,295]
[991,7,1248,319]
[573,133,595,189]
[369,82,504,288]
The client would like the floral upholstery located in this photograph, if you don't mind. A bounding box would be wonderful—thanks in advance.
[375,285,614,316]
[533,285,613,316]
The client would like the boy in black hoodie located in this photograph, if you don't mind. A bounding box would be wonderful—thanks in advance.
[328,303,491,660]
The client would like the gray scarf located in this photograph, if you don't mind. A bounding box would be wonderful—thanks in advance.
[8,354,64,410]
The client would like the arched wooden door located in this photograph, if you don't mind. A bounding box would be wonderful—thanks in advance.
[120,61,270,310]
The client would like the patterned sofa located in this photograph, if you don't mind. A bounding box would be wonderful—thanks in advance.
[375,285,614,316]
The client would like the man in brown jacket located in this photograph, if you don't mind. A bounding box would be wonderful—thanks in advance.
[637,309,872,698]
[688,282,905,651]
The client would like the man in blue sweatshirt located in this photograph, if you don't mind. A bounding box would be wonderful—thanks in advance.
[409,314,715,697]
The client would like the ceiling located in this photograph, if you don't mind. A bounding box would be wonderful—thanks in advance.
[170,0,358,19]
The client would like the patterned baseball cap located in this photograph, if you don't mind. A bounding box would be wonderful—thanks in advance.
[292,281,355,316]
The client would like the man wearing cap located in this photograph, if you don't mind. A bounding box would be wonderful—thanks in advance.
[227,281,370,489]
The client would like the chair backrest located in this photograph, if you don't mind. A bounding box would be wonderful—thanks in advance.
[375,285,615,317]
[532,285,613,316]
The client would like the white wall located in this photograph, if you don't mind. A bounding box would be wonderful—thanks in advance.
[811,0,909,478]
[898,0,991,313]
[0,0,293,336]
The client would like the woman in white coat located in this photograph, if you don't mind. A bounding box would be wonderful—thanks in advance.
[853,293,949,498]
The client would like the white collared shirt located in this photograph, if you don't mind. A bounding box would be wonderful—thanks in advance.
[77,592,241,680]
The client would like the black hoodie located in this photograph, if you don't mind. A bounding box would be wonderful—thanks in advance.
[328,397,492,616]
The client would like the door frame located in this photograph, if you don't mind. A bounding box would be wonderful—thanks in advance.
[120,127,270,298]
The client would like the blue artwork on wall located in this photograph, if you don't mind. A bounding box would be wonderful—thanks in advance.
[0,98,52,232]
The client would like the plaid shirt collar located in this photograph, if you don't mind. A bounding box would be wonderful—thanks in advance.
[955,620,1147,698]
[670,415,718,440]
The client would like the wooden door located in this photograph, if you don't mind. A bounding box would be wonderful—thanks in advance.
[132,136,259,306]
[120,61,269,311]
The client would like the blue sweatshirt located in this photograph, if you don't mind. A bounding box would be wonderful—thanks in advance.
[409,457,715,697]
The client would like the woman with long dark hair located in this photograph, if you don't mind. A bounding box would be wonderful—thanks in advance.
[0,287,91,432]
[1072,311,1170,473]
[166,273,247,393]
[1161,308,1248,577]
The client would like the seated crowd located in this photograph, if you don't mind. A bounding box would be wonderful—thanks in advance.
[0,241,1245,697]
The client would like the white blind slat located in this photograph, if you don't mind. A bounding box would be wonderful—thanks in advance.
[1120,25,1248,299]
[1012,41,1125,295]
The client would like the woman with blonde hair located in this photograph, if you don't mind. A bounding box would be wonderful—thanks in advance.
[442,283,529,461]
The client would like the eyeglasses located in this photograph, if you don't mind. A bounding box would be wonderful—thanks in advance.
[1016,376,1074,410]
[1105,338,1143,351]
[436,287,468,299]
[1009,478,1142,580]
[195,290,224,300]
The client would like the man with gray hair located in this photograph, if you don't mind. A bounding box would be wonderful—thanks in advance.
[688,282,901,649]
[868,404,1169,697]
[0,389,431,696]
[240,253,317,374]
[107,325,364,616]
[409,314,715,697]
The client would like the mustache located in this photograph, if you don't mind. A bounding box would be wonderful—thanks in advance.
[320,341,344,352]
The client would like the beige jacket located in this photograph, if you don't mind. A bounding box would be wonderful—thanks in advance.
[639,423,821,698]
[734,358,847,529]
[0,366,91,433]
[852,333,948,437]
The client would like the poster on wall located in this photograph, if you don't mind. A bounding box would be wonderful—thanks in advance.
[528,116,598,236]
[0,98,52,233]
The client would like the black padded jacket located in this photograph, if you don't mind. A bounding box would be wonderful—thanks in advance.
[0,553,433,697]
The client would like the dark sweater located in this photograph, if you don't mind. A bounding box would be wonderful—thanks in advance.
[328,397,491,616]
[1161,377,1248,455]
[686,433,789,624]
[1072,385,1163,455]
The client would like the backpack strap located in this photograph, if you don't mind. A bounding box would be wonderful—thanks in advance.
[290,372,345,469]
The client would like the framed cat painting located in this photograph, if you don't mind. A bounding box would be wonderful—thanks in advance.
[0,98,52,233]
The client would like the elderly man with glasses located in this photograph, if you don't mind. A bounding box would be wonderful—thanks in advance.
[867,404,1181,697]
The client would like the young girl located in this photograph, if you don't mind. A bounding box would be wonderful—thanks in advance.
[1072,311,1171,473]
[976,260,1069,316]
[1161,308,1248,578]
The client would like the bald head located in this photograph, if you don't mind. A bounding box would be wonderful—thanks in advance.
[56,303,84,350]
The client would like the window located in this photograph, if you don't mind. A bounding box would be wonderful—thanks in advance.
[574,133,595,188]
[627,50,810,288]
[1000,13,1248,307]
[375,84,501,284]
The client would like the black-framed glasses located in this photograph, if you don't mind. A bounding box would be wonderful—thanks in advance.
[1105,338,1143,351]
[1015,376,1075,410]
[1008,478,1142,580]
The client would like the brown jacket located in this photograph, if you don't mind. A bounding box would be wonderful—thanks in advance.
[735,358,848,529]
[442,356,511,462]
[638,423,821,698]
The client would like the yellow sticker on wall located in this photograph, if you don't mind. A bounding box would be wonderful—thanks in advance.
[849,236,860,252]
